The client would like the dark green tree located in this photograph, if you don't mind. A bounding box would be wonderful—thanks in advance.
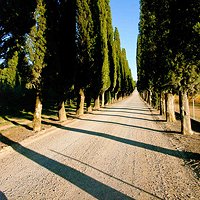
[75,0,96,115]
[44,0,77,121]
[97,0,110,108]
[25,0,47,131]
[103,0,117,106]
[0,0,36,66]
[113,27,122,100]
[168,0,200,134]
[0,0,36,108]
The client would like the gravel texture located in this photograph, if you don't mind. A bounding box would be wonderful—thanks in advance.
[0,91,199,200]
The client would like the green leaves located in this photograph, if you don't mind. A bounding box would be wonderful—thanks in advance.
[25,0,47,90]
[138,0,200,94]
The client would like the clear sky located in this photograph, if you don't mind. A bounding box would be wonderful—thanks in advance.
[110,0,140,81]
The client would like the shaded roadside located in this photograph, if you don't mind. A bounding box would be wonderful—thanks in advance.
[146,104,200,180]
[1,98,200,180]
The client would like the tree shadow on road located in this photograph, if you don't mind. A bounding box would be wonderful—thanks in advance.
[2,116,32,130]
[100,109,160,117]
[104,107,150,112]
[90,112,164,122]
[44,117,172,134]
[41,122,199,160]
[0,191,7,200]
[50,150,163,200]
[0,134,133,200]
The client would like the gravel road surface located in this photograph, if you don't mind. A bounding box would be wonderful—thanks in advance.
[0,91,199,200]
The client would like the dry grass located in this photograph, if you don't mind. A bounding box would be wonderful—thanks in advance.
[174,94,200,121]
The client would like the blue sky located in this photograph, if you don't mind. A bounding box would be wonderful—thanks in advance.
[110,0,140,81]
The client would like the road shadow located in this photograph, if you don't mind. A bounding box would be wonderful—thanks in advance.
[90,112,163,122]
[50,150,163,200]
[70,116,168,131]
[101,109,160,116]
[191,119,200,133]
[104,107,150,112]
[2,116,32,130]
[0,134,133,200]
[0,191,7,200]
[40,122,199,160]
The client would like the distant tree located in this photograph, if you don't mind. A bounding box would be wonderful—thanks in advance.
[113,27,122,100]
[0,0,36,65]
[0,51,18,90]
[0,0,36,107]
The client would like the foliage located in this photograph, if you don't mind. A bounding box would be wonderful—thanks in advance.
[0,0,135,121]
[137,0,200,95]
[25,0,47,91]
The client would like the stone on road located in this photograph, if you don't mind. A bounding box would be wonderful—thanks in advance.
[0,91,199,199]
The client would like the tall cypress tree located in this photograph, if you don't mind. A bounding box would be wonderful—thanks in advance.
[25,0,47,131]
[113,27,122,100]
[138,0,200,134]
[103,0,116,105]
[169,0,200,134]
[98,0,110,107]
[75,0,96,115]
[90,0,110,109]
[0,0,36,107]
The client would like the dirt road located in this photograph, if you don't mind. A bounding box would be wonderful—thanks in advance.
[0,91,199,200]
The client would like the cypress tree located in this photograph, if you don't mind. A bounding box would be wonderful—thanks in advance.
[98,0,110,107]
[75,0,96,115]
[91,0,110,109]
[0,0,36,107]
[104,0,117,105]
[0,0,36,64]
[169,0,200,134]
[0,51,18,91]
[138,0,200,133]
[113,27,122,100]
[25,0,47,131]
[58,0,77,120]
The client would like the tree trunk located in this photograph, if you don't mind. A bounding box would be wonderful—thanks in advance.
[111,92,115,103]
[165,93,176,122]
[179,91,182,115]
[33,93,42,132]
[86,95,92,112]
[101,92,105,107]
[180,92,193,135]
[94,95,100,110]
[160,92,166,115]
[148,90,152,105]
[114,93,118,101]
[118,96,123,101]
[76,88,85,116]
[105,90,111,105]
[145,90,148,102]
[192,97,195,120]
[58,100,67,121]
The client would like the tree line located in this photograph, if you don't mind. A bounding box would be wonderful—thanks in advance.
[0,0,135,131]
[137,0,200,135]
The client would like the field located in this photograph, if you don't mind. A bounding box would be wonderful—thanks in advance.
[174,94,200,122]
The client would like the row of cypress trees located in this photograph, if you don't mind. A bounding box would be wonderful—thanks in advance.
[0,0,135,131]
[137,0,200,135]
